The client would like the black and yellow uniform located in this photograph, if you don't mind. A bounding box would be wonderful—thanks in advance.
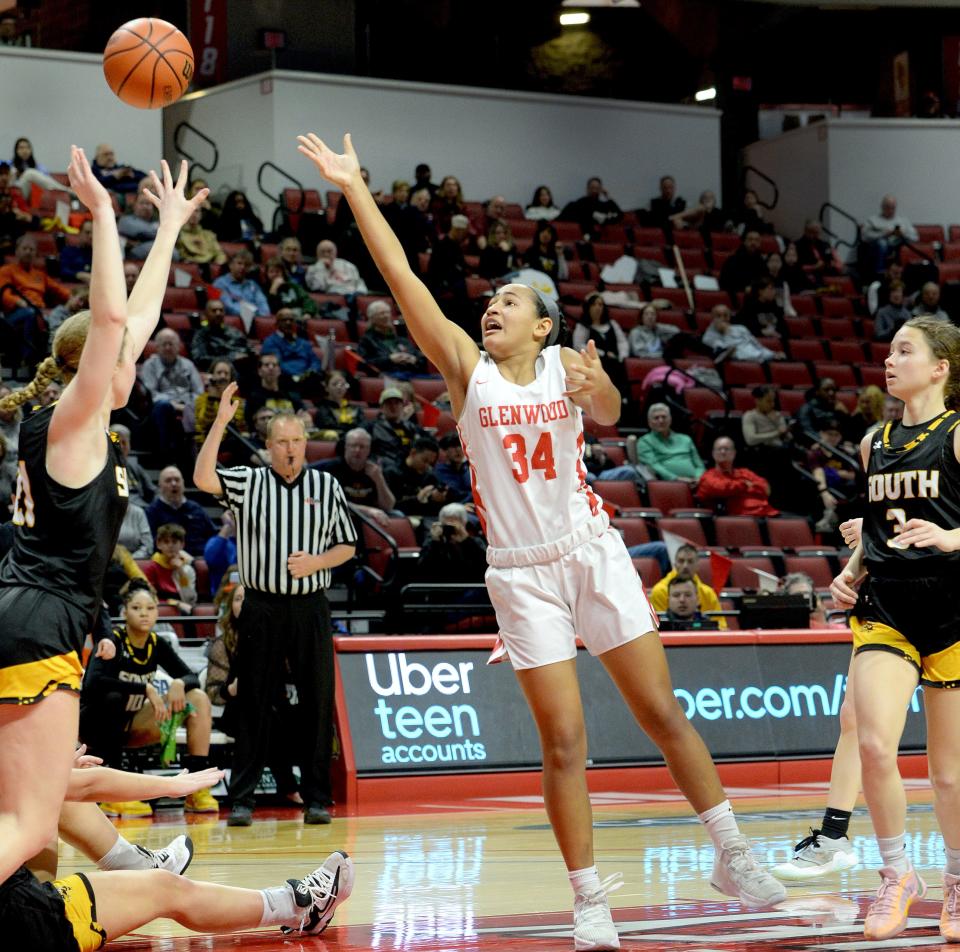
[79,626,200,765]
[852,409,960,685]
[0,865,106,951]
[0,407,128,704]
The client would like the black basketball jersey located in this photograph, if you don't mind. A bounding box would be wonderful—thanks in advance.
[861,409,960,576]
[0,406,128,629]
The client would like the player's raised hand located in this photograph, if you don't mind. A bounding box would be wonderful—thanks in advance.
[143,159,209,230]
[297,133,361,189]
[216,381,240,425]
[67,145,112,213]
[564,340,608,397]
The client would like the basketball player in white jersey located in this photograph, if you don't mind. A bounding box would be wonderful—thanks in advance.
[298,133,785,951]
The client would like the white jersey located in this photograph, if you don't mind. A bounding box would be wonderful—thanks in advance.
[457,346,607,554]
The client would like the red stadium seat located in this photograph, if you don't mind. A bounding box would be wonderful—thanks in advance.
[192,558,210,599]
[657,309,690,330]
[714,516,763,549]
[901,242,937,264]
[829,341,866,364]
[820,317,856,339]
[769,362,812,388]
[592,242,626,265]
[633,227,666,246]
[684,387,726,419]
[305,440,336,462]
[785,316,816,338]
[674,231,705,249]
[582,416,621,439]
[305,318,349,342]
[612,517,651,547]
[778,390,807,416]
[558,281,597,300]
[253,317,276,340]
[729,557,776,589]
[758,235,780,255]
[860,365,887,387]
[723,362,767,386]
[650,286,689,308]
[731,388,756,412]
[646,480,695,513]
[787,339,827,362]
[915,224,944,244]
[594,481,642,511]
[632,557,662,588]
[554,221,582,243]
[869,342,890,364]
[411,378,447,401]
[161,287,197,311]
[656,517,708,547]
[694,290,730,312]
[709,232,741,253]
[626,357,665,381]
[942,242,960,261]
[599,224,631,243]
[766,518,815,548]
[163,313,192,335]
[784,555,834,588]
[633,245,669,265]
[359,377,386,405]
[679,248,708,273]
[790,295,817,316]
[813,362,858,387]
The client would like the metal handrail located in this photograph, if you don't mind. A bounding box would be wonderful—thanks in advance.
[818,201,861,253]
[742,165,779,210]
[173,122,219,176]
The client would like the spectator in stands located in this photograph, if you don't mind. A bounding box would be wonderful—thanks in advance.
[912,281,950,321]
[203,510,237,595]
[36,379,61,408]
[91,142,146,195]
[312,370,363,440]
[319,427,396,526]
[305,239,368,294]
[702,303,782,363]
[573,292,630,400]
[559,176,622,238]
[383,179,433,270]
[736,276,787,342]
[430,175,467,236]
[212,250,270,318]
[779,241,812,294]
[358,298,427,375]
[861,194,918,274]
[427,214,470,329]
[474,195,508,240]
[176,205,226,269]
[142,523,198,615]
[867,260,905,315]
[478,221,517,279]
[434,431,471,503]
[191,299,251,368]
[261,309,323,381]
[244,353,306,426]
[412,163,438,197]
[140,327,204,463]
[804,417,857,532]
[193,360,245,447]
[629,304,680,358]
[116,498,153,560]
[118,189,165,260]
[635,403,705,484]
[794,219,837,283]
[279,237,307,286]
[80,580,217,812]
[719,229,767,297]
[733,189,773,235]
[110,424,155,508]
[0,233,71,374]
[45,287,88,342]
[648,175,685,233]
[0,161,33,252]
[414,502,487,583]
[873,283,909,344]
[670,189,727,239]
[187,177,219,232]
[59,218,93,284]
[0,16,30,47]
[648,543,724,625]
[742,385,791,453]
[385,435,449,518]
[795,377,849,436]
[781,572,834,628]
[368,386,423,467]
[519,222,568,281]
[525,185,561,221]
[845,384,885,443]
[697,436,779,516]
[215,190,264,243]
[146,465,217,557]
[659,576,718,629]
[124,261,141,294]
[11,138,70,202]
[263,256,318,316]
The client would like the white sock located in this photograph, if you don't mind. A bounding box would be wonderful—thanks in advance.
[699,800,741,849]
[96,835,152,871]
[259,884,299,926]
[946,846,960,877]
[568,865,601,896]
[877,833,912,875]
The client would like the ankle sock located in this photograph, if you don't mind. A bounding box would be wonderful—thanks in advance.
[877,833,912,875]
[568,865,601,896]
[259,884,299,926]
[96,835,151,871]
[820,807,852,841]
[699,800,741,849]
[946,846,960,877]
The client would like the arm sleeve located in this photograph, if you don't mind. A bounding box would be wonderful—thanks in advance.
[696,468,742,502]
[900,218,918,242]
[253,285,270,317]
[326,478,359,547]
[154,638,201,693]
[216,466,252,512]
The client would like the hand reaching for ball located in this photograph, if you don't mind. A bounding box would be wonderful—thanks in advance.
[68,146,112,214]
[143,159,209,233]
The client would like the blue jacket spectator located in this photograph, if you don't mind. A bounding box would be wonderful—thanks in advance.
[261,310,322,377]
[59,220,93,282]
[203,510,237,595]
[212,250,270,317]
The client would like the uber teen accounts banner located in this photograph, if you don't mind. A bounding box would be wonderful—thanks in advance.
[337,643,926,774]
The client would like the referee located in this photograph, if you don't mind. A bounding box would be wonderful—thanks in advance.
[194,382,356,826]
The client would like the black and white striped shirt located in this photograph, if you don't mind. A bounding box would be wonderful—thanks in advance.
[216,466,357,595]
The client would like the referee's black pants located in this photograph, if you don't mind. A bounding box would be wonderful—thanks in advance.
[229,589,335,809]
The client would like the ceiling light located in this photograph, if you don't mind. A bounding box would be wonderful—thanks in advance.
[560,11,591,25]
[695,87,717,102]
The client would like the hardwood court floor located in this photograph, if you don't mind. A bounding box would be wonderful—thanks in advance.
[64,779,951,951]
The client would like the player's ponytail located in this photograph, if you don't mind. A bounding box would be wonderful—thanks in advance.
[0,356,60,413]
[906,315,960,410]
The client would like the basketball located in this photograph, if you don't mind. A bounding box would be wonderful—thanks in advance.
[102,18,194,110]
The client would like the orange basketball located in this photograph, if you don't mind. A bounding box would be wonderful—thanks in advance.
[102,18,194,110]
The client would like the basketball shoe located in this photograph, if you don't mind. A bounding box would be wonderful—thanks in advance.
[573,872,622,951]
[280,850,354,936]
[99,800,152,818]
[941,872,960,941]
[863,866,926,940]
[772,829,860,882]
[133,834,194,875]
[184,788,220,813]
[711,835,787,908]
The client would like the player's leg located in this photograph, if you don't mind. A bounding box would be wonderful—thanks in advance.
[851,647,924,940]
[599,634,784,908]
[99,705,158,818]
[0,692,79,885]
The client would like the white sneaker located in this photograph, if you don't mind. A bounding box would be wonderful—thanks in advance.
[135,834,194,875]
[772,829,860,882]
[711,835,787,909]
[573,872,623,951]
[281,850,354,936]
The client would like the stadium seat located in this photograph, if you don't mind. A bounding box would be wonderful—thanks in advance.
[647,480,694,512]
[813,362,857,387]
[860,365,887,387]
[163,313,192,335]
[868,342,890,363]
[656,517,708,547]
[253,317,276,340]
[714,516,763,549]
[785,555,834,588]
[942,242,960,261]
[766,518,815,548]
[632,557,662,588]
[694,290,730,312]
[633,245,669,265]
[709,232,741,253]
[411,378,447,401]
[820,317,856,339]
[728,556,776,589]
[612,517,651,547]
[722,362,767,386]
[305,318,349,342]
[785,316,816,338]
[657,309,690,330]
[758,235,780,255]
[359,377,386,405]
[684,387,726,419]
[558,281,596,300]
[161,287,197,311]
[731,388,756,412]
[679,248,708,273]
[582,416,621,439]
[829,341,866,364]
[915,224,944,244]
[769,362,813,388]
[305,440,336,462]
[901,242,937,264]
[790,295,817,316]
[599,223,630,243]
[626,357,665,381]
[554,221,582,243]
[594,480,642,511]
[192,603,218,639]
[787,339,827,362]
[778,390,807,416]
[633,226,666,246]
[673,230,705,250]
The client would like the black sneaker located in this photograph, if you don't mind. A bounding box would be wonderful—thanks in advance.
[227,804,253,827]
[304,804,332,825]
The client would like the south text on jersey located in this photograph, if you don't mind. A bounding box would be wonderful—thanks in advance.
[868,469,941,502]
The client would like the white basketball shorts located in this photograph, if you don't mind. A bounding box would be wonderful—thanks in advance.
[484,527,659,670]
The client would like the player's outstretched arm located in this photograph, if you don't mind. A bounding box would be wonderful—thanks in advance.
[50,146,127,439]
[194,381,238,495]
[126,159,209,358]
[66,765,225,802]
[297,133,479,389]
